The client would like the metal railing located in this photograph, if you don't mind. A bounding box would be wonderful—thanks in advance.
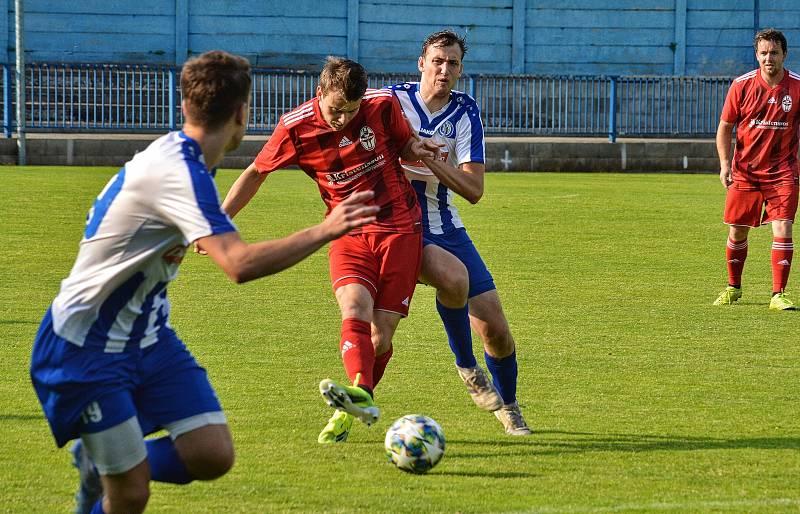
[1,63,733,141]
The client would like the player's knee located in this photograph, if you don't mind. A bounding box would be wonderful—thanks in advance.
[106,481,150,513]
[436,268,469,306]
[187,446,235,480]
[482,321,513,354]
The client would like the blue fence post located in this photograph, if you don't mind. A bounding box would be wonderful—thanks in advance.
[608,76,617,143]
[3,64,11,138]
[168,68,176,130]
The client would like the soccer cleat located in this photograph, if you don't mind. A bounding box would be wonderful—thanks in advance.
[713,286,742,305]
[456,365,503,412]
[317,409,354,444]
[71,439,102,514]
[319,378,380,427]
[494,402,533,436]
[769,292,796,310]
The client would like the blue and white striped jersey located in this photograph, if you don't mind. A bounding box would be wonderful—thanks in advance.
[50,131,236,352]
[388,82,485,235]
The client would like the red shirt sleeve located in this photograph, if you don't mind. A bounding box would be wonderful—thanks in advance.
[720,81,741,124]
[253,120,298,174]
[387,96,412,148]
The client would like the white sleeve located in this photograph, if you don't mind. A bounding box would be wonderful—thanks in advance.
[154,161,237,243]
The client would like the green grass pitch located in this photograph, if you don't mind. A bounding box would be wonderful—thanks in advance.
[1,167,798,513]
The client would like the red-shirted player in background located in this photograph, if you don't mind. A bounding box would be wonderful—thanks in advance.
[714,28,800,310]
[219,57,439,443]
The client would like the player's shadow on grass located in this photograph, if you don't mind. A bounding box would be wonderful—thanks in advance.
[447,430,800,458]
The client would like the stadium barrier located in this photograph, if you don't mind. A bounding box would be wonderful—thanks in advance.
[1,63,733,141]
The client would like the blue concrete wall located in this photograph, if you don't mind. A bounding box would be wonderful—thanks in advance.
[4,0,799,76]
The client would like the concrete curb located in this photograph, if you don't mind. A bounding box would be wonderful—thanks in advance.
[0,134,719,173]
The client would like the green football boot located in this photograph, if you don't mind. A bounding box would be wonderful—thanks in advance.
[317,409,354,444]
[713,286,742,305]
[769,292,796,310]
[319,378,380,426]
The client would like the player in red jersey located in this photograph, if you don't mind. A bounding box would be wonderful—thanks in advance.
[714,28,800,310]
[218,57,439,443]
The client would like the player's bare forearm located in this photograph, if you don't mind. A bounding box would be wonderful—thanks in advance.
[423,158,485,204]
[198,191,378,283]
[715,120,734,188]
[222,163,267,218]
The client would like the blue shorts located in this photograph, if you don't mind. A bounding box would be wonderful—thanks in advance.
[423,228,495,298]
[30,308,223,448]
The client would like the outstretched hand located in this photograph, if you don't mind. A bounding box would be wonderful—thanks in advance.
[322,190,379,238]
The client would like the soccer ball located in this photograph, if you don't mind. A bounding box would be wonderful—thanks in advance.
[384,414,445,474]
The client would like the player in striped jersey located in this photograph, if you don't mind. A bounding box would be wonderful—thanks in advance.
[219,57,440,444]
[389,30,531,435]
[714,28,800,310]
[30,51,378,514]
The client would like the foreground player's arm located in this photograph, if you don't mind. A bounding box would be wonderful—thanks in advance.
[198,191,378,283]
[716,120,734,188]
[222,162,267,218]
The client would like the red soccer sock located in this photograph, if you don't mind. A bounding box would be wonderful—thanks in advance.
[372,345,394,388]
[726,237,748,287]
[771,237,793,293]
[340,318,375,389]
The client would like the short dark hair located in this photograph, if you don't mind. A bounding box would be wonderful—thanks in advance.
[421,30,468,59]
[318,56,368,102]
[180,50,251,129]
[754,28,787,54]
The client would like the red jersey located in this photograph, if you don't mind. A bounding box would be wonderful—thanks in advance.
[254,89,421,234]
[721,69,800,189]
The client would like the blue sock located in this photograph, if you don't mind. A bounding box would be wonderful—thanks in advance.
[146,436,193,484]
[90,500,105,514]
[484,351,518,404]
[436,300,477,368]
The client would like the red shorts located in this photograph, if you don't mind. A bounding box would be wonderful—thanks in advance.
[328,232,422,317]
[724,184,799,227]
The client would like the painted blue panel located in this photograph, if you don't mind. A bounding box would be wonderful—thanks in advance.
[687,0,752,9]
[527,45,674,65]
[686,28,756,46]
[360,24,509,45]
[189,0,347,17]
[26,0,171,15]
[686,10,753,28]
[760,0,800,8]
[685,46,757,74]
[191,16,346,36]
[28,33,173,53]
[534,0,674,8]
[527,9,675,28]
[527,28,674,46]
[366,0,511,5]
[26,14,173,34]
[526,62,673,75]
[25,50,174,64]
[361,5,512,26]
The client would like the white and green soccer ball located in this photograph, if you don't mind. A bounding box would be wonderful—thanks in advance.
[384,414,445,474]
